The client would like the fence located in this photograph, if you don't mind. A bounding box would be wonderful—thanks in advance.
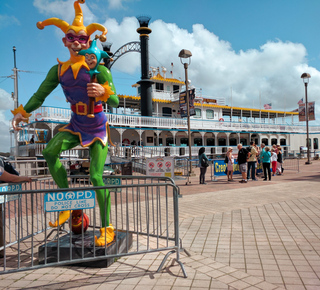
[283,157,299,173]
[0,176,187,277]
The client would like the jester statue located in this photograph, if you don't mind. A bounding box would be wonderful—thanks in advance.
[11,0,119,247]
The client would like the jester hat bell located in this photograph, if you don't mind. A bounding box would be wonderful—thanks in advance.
[36,0,107,42]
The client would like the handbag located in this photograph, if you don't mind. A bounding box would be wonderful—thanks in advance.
[201,158,209,167]
[224,155,228,163]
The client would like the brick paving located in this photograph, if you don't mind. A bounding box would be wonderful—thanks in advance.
[0,159,319,289]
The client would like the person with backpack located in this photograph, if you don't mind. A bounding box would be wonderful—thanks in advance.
[237,144,250,183]
[198,147,209,184]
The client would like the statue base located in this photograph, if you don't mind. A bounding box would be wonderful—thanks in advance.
[38,229,133,267]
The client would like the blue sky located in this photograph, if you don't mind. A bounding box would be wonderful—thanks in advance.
[1,0,320,151]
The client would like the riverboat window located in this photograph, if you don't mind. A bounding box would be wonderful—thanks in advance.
[229,138,237,146]
[306,138,311,149]
[162,107,172,117]
[271,139,277,145]
[156,83,164,91]
[314,138,318,150]
[194,108,201,118]
[194,138,202,146]
[218,138,226,146]
[206,138,215,146]
[206,109,214,119]
[280,139,286,146]
[167,86,170,92]
[262,138,268,145]
[180,138,188,145]
[166,138,173,146]
[240,138,247,146]
[173,85,180,93]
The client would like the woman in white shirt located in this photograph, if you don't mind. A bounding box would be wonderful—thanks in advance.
[227,147,234,181]
[270,148,277,176]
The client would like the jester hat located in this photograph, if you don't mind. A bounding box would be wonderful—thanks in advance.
[78,38,111,77]
[36,0,107,42]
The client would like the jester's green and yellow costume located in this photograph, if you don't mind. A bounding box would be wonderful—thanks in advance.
[11,0,119,246]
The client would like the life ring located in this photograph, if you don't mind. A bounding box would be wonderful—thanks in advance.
[219,118,224,122]
[35,113,43,121]
[122,138,130,145]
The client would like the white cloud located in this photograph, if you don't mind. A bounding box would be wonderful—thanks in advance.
[101,17,320,112]
[32,1,320,115]
[0,89,14,153]
[33,0,96,26]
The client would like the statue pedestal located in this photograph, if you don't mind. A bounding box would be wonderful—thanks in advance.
[38,230,133,267]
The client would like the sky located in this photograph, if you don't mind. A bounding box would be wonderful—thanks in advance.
[1,0,320,152]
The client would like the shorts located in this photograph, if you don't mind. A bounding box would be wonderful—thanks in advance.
[239,163,247,173]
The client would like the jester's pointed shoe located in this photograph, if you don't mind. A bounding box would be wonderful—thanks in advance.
[94,225,115,247]
[49,210,72,227]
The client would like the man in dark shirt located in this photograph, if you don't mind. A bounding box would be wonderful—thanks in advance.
[237,144,250,183]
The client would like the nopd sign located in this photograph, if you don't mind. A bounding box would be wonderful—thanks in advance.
[44,190,95,212]
[0,183,22,204]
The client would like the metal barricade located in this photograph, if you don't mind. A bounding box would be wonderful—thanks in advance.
[283,157,299,173]
[0,176,187,277]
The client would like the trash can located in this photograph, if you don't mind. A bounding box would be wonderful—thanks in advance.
[179,147,185,156]
[121,162,132,175]
[165,148,170,156]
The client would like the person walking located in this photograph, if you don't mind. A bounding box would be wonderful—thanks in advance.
[247,141,258,181]
[237,144,250,183]
[261,146,271,181]
[198,147,209,184]
[271,148,277,176]
[226,147,234,181]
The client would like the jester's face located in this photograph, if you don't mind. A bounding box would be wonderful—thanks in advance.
[84,53,98,69]
[62,29,90,57]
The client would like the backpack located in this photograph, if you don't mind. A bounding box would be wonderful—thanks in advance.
[224,154,228,163]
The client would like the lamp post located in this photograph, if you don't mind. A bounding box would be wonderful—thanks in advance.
[179,49,192,184]
[301,73,311,164]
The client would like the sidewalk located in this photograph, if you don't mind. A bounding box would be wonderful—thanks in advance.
[1,160,320,289]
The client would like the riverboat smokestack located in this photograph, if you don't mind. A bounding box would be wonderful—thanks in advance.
[136,16,153,117]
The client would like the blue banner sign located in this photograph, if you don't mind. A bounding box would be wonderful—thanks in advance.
[213,159,263,176]
[44,190,95,212]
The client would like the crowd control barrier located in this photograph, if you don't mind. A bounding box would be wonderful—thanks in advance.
[0,176,187,278]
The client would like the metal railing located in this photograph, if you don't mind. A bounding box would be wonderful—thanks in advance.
[0,176,187,277]
[23,106,320,133]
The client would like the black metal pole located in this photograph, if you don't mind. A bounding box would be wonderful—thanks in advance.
[305,83,310,164]
[136,17,153,117]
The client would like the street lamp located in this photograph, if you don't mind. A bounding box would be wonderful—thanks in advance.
[301,72,311,164]
[179,49,192,184]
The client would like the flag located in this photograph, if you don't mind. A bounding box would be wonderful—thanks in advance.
[263,103,272,110]
[298,98,303,105]
[291,108,299,112]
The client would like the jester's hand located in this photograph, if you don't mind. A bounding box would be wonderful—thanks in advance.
[87,83,105,99]
[12,113,28,131]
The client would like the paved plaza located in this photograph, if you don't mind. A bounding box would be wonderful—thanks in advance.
[1,159,319,289]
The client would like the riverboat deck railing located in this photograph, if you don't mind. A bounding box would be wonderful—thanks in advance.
[25,106,320,133]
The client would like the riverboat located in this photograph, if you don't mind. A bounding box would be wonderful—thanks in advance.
[9,66,320,161]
